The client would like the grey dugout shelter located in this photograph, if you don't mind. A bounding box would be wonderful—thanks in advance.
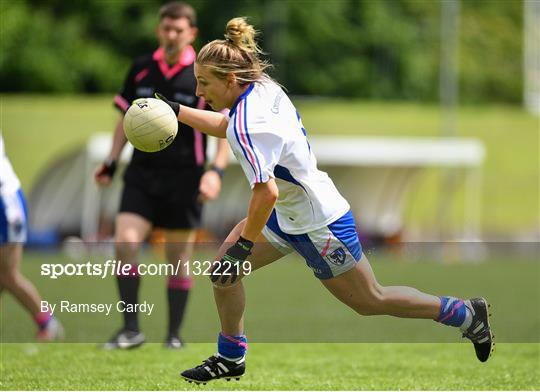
[28,134,485,242]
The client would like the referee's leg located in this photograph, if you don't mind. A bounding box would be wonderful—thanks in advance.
[163,229,196,347]
[114,213,151,331]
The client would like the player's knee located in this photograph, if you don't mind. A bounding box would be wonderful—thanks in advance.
[352,302,380,316]
[350,285,386,316]
[164,243,193,266]
[115,240,140,258]
[0,270,19,289]
[115,223,146,242]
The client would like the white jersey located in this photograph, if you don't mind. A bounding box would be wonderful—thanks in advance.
[226,80,350,234]
[0,134,21,197]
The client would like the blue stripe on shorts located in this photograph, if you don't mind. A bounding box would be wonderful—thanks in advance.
[266,210,362,279]
[0,189,28,244]
[328,210,362,261]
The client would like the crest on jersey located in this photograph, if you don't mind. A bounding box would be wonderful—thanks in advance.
[325,247,346,265]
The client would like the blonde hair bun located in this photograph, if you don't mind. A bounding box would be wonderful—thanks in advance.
[196,16,272,85]
[225,17,260,54]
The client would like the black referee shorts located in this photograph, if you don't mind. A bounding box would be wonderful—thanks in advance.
[119,166,203,229]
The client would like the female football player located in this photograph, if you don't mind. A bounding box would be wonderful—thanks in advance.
[157,17,494,384]
[0,135,63,341]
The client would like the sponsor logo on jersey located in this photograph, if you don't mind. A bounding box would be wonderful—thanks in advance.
[271,91,284,114]
[136,87,154,97]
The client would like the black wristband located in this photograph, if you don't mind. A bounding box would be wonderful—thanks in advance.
[236,236,254,253]
[209,164,225,179]
[222,235,253,263]
[211,235,254,284]
[155,93,180,116]
[169,101,180,116]
[103,159,117,178]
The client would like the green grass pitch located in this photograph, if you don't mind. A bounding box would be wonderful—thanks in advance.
[1,250,539,390]
[2,343,538,390]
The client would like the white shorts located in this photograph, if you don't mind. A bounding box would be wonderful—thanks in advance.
[262,209,362,279]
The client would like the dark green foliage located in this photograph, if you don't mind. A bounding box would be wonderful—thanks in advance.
[0,0,523,102]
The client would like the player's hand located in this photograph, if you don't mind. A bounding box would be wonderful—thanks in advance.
[198,170,222,202]
[94,159,117,187]
[155,93,180,116]
[211,236,253,285]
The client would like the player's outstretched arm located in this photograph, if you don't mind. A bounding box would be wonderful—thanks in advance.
[179,105,229,138]
[156,93,228,138]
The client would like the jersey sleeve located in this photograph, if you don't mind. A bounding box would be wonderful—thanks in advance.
[113,62,138,113]
[230,107,283,189]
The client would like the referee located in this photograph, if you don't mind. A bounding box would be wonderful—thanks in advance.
[95,1,229,349]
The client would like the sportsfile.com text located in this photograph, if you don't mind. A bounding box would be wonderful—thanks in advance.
[40,260,252,279]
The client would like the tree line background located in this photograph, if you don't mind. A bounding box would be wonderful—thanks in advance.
[1,0,522,103]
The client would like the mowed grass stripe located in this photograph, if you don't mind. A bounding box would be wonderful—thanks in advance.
[1,343,538,390]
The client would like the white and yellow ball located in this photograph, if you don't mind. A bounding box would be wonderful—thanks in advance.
[123,98,178,152]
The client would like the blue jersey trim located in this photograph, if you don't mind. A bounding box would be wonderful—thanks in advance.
[273,165,304,188]
[243,98,263,183]
[232,107,258,179]
[229,83,255,116]
[295,110,311,151]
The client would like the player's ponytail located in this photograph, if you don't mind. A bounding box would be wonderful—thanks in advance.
[224,17,261,55]
[197,17,272,85]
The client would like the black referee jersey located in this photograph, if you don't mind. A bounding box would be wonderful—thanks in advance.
[114,46,208,172]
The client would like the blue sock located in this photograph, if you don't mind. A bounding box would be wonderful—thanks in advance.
[218,332,247,360]
[436,296,467,327]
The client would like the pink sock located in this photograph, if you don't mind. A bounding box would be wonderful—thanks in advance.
[168,276,194,290]
[34,311,52,329]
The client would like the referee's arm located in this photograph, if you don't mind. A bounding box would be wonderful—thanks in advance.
[95,116,127,186]
[108,116,128,162]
